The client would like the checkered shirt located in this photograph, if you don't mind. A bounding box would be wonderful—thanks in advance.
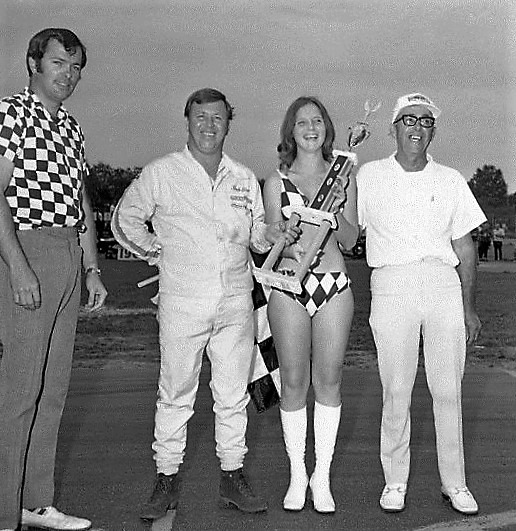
[0,88,87,230]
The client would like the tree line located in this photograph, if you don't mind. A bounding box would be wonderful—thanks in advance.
[468,165,515,231]
[86,162,516,232]
[85,163,141,220]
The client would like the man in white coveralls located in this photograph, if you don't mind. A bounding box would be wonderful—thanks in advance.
[112,87,297,519]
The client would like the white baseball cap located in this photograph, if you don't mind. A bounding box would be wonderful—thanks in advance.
[392,93,441,123]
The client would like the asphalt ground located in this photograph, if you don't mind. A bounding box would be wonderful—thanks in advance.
[50,363,516,531]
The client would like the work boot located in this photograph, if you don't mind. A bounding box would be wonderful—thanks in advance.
[140,473,180,520]
[219,468,268,513]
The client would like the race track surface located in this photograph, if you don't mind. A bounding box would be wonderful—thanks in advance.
[53,365,516,530]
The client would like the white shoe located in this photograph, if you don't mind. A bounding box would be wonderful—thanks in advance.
[380,483,407,512]
[22,507,91,530]
[441,486,479,515]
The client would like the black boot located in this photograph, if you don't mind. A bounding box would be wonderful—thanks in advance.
[219,468,268,513]
[140,473,180,520]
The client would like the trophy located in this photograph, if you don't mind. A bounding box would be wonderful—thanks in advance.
[252,100,380,294]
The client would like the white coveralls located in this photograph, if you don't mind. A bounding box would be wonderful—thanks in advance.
[357,154,486,489]
[112,147,270,474]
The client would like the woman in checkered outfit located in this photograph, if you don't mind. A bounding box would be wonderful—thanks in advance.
[262,96,358,513]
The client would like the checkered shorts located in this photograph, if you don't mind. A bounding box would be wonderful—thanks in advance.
[274,271,351,317]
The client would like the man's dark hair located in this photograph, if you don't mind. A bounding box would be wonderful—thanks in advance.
[184,88,234,121]
[26,28,87,76]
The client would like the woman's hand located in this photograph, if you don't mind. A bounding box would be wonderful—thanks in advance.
[329,176,348,214]
[282,242,305,262]
[265,220,301,246]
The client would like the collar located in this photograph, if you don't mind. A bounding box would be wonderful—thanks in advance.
[390,152,434,173]
[183,145,230,175]
[23,87,69,124]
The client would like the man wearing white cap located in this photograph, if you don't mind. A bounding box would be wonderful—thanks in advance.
[356,93,485,515]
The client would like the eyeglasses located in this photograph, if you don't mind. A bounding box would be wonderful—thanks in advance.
[393,114,435,128]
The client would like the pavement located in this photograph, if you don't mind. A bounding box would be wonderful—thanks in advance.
[51,364,516,531]
[477,259,516,274]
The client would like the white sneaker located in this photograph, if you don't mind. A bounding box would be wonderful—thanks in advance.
[441,486,479,515]
[379,483,407,512]
[21,506,91,530]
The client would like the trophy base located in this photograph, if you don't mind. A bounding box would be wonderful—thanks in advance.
[252,268,302,294]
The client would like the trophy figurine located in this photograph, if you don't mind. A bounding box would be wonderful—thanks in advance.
[348,100,381,149]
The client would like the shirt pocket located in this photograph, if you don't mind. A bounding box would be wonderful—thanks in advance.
[226,181,252,244]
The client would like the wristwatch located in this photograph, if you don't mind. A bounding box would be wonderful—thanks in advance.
[84,266,101,276]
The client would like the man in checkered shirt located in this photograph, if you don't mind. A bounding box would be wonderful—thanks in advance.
[0,28,107,531]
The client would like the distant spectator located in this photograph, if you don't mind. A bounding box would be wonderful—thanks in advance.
[470,228,479,264]
[492,224,505,261]
[477,223,492,261]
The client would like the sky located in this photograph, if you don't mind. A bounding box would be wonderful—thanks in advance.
[1,0,515,192]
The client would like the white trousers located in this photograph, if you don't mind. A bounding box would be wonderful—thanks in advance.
[152,292,254,474]
[369,260,467,489]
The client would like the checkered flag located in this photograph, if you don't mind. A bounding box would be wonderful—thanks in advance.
[248,251,281,413]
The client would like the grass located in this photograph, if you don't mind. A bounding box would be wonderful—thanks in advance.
[73,256,516,371]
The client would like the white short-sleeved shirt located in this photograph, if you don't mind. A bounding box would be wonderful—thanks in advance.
[356,154,486,268]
